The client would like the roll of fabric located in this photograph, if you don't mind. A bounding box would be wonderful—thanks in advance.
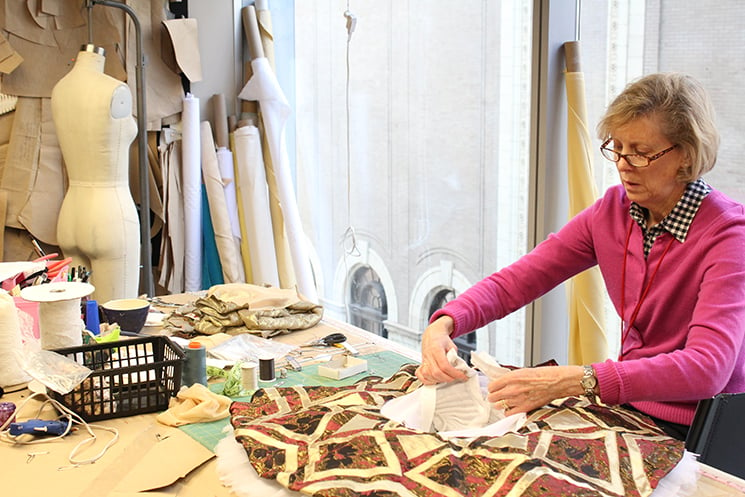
[201,121,245,284]
[238,54,317,302]
[217,147,241,241]
[182,93,203,292]
[0,292,31,387]
[233,125,279,287]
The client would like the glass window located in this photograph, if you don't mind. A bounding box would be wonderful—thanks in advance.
[427,287,476,362]
[293,1,534,366]
[349,265,388,338]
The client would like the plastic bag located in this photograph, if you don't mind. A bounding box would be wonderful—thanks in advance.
[17,347,91,395]
[207,334,296,363]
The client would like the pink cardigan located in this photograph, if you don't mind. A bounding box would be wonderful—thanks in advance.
[433,184,745,425]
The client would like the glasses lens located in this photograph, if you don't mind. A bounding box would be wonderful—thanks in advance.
[625,155,649,167]
[601,148,619,162]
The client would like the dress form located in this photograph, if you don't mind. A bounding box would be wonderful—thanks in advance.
[51,44,140,303]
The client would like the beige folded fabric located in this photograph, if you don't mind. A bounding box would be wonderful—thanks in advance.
[193,283,323,337]
[156,383,232,427]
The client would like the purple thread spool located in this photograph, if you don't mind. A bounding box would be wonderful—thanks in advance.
[0,402,16,428]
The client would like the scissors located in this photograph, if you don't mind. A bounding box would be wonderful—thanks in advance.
[301,333,347,347]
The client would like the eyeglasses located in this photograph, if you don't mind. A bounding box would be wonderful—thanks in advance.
[600,138,677,168]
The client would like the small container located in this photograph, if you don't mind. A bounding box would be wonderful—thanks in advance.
[0,402,17,428]
[85,299,100,335]
[182,341,207,387]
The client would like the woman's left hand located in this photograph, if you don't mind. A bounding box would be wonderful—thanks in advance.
[487,365,585,415]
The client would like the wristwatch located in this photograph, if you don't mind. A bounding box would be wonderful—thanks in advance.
[581,365,598,404]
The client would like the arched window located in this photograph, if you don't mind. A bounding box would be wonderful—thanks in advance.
[348,266,388,338]
[428,287,476,363]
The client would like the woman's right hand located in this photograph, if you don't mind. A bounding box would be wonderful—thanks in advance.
[416,315,469,385]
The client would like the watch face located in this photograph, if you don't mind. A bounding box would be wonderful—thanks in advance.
[581,367,597,389]
[581,376,597,389]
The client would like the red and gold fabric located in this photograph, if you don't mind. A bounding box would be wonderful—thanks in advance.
[229,364,683,496]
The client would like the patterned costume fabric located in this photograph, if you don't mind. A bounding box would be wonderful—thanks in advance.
[229,364,684,497]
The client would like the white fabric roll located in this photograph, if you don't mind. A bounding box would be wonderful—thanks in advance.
[233,125,280,287]
[238,58,317,302]
[217,147,241,240]
[201,121,245,284]
[0,292,31,387]
[182,93,202,292]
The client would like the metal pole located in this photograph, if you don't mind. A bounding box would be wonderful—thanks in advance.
[90,0,154,298]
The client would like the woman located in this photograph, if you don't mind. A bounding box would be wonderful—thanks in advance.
[417,73,745,440]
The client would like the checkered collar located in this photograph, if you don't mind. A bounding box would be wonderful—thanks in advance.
[629,178,712,243]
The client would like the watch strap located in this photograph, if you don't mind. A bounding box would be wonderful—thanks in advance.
[581,365,598,404]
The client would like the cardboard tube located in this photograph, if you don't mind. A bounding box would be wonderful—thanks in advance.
[242,6,265,60]
[212,93,230,149]
[564,41,581,73]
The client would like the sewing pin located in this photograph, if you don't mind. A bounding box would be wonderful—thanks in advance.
[26,451,49,463]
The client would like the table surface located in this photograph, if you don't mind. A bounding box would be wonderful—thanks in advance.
[2,294,744,497]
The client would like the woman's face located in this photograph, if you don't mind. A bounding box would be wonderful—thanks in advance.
[610,115,687,225]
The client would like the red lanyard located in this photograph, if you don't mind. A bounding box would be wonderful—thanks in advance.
[620,221,676,356]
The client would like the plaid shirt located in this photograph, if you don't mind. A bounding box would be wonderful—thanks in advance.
[630,178,712,258]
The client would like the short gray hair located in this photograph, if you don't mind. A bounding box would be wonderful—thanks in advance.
[597,73,719,181]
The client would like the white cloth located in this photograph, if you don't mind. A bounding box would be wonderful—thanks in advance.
[380,349,526,438]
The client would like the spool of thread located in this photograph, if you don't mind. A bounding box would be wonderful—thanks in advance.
[240,361,258,394]
[0,293,31,387]
[0,401,16,428]
[258,356,275,383]
[182,341,207,387]
[38,300,85,349]
[20,282,93,350]
[85,299,100,335]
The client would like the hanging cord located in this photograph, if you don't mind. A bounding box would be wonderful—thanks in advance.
[341,3,360,257]
[0,391,119,470]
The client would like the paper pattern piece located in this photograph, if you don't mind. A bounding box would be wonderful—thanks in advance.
[162,17,203,82]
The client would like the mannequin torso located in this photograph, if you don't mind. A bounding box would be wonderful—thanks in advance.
[51,45,140,304]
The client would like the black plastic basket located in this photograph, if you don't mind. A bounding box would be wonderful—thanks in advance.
[50,336,184,421]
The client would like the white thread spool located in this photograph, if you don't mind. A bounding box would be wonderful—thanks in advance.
[0,291,31,387]
[21,282,94,350]
[240,361,258,394]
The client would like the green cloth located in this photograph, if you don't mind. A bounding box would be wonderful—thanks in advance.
[201,185,224,288]
[179,350,418,451]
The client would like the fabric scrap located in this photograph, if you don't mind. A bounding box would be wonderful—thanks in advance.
[156,383,231,426]
[192,283,323,337]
